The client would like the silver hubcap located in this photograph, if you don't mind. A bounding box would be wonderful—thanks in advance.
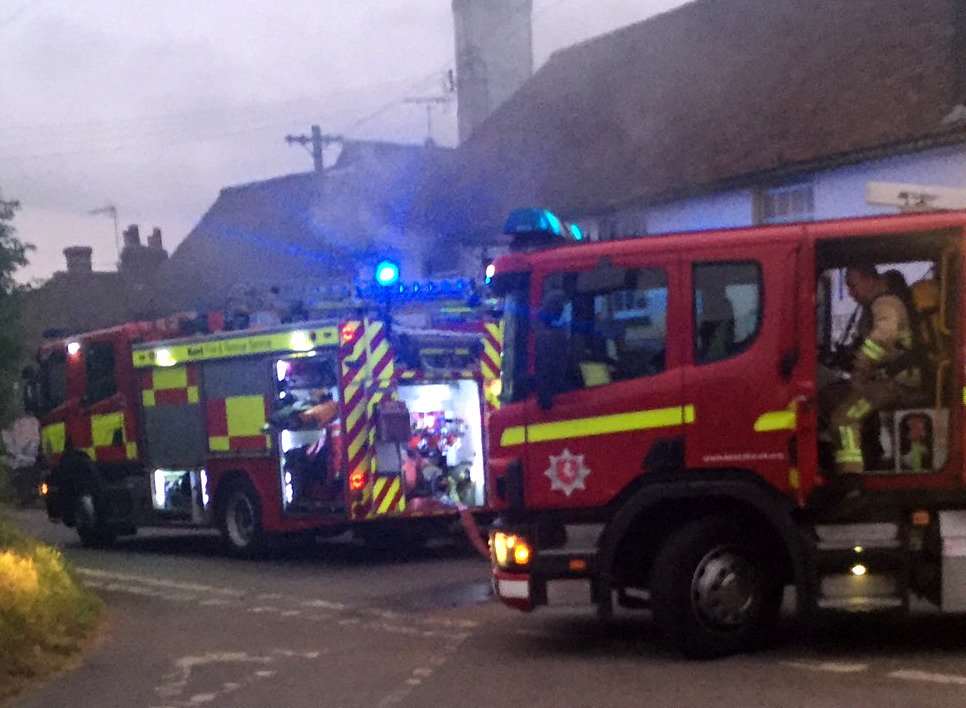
[691,546,759,631]
[226,493,255,548]
[75,494,96,530]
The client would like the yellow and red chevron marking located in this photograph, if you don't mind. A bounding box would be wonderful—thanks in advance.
[481,322,503,382]
[368,474,406,517]
[340,320,374,519]
[364,320,395,385]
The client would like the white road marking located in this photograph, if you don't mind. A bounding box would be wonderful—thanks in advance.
[80,566,479,645]
[376,631,473,707]
[782,661,869,674]
[152,649,323,708]
[302,599,348,611]
[77,567,244,597]
[889,669,966,686]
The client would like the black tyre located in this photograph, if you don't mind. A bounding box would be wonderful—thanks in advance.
[650,517,782,659]
[74,492,117,548]
[218,479,266,557]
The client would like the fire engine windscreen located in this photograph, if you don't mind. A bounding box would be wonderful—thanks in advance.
[395,381,486,507]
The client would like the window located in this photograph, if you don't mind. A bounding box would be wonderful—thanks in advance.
[757,182,814,224]
[538,265,668,392]
[85,342,117,403]
[40,353,67,412]
[693,262,762,364]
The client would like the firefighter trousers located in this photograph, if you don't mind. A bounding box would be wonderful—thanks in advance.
[821,380,902,476]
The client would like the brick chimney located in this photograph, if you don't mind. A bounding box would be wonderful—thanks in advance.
[63,246,93,274]
[123,224,141,248]
[120,223,168,282]
[148,227,163,250]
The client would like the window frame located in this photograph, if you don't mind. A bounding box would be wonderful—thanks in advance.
[755,181,815,225]
[40,352,68,413]
[536,263,670,392]
[692,260,764,365]
[84,341,118,405]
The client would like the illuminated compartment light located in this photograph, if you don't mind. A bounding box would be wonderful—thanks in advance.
[39,482,49,496]
[200,469,210,507]
[276,360,291,381]
[67,341,81,356]
[283,471,294,506]
[152,470,166,509]
[485,263,496,280]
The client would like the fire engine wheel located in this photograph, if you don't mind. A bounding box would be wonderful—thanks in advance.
[218,481,265,557]
[650,517,782,660]
[74,492,116,548]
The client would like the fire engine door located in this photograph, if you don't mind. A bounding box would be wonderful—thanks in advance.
[682,242,807,496]
[523,256,685,510]
[76,337,133,463]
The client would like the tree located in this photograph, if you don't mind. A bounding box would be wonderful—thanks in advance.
[0,192,31,426]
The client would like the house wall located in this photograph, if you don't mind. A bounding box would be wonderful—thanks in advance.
[598,143,966,236]
[582,142,966,336]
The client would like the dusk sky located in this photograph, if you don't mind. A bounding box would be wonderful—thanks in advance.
[1,0,687,282]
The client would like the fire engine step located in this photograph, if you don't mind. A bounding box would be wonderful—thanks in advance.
[814,523,908,612]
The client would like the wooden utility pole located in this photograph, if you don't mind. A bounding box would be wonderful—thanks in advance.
[285,125,343,174]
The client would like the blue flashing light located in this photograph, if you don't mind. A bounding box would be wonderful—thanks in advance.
[544,210,563,236]
[568,223,584,241]
[374,259,400,287]
[504,207,566,237]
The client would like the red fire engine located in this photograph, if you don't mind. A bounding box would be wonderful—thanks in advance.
[26,288,501,556]
[487,207,966,658]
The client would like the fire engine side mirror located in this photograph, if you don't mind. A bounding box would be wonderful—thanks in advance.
[20,366,40,416]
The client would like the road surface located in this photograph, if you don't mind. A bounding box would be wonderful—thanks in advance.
[7,507,966,708]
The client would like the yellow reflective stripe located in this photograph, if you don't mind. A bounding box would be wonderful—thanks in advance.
[788,467,800,490]
[187,386,200,404]
[225,395,266,437]
[846,399,871,421]
[126,442,139,459]
[152,366,188,390]
[838,426,861,455]
[753,408,796,432]
[861,338,885,361]
[500,405,695,447]
[142,390,156,407]
[41,423,66,455]
[962,386,966,405]
[500,426,526,447]
[209,436,230,451]
[132,326,339,368]
[91,412,125,447]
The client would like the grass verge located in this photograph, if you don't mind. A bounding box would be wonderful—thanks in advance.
[0,512,102,702]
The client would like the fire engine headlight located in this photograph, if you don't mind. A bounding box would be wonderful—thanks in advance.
[491,531,532,569]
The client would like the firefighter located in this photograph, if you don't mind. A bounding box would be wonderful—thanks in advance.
[819,264,922,511]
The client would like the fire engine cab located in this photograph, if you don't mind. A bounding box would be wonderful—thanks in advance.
[487,207,966,658]
[25,288,501,556]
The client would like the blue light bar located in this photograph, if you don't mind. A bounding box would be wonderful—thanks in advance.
[504,208,564,236]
